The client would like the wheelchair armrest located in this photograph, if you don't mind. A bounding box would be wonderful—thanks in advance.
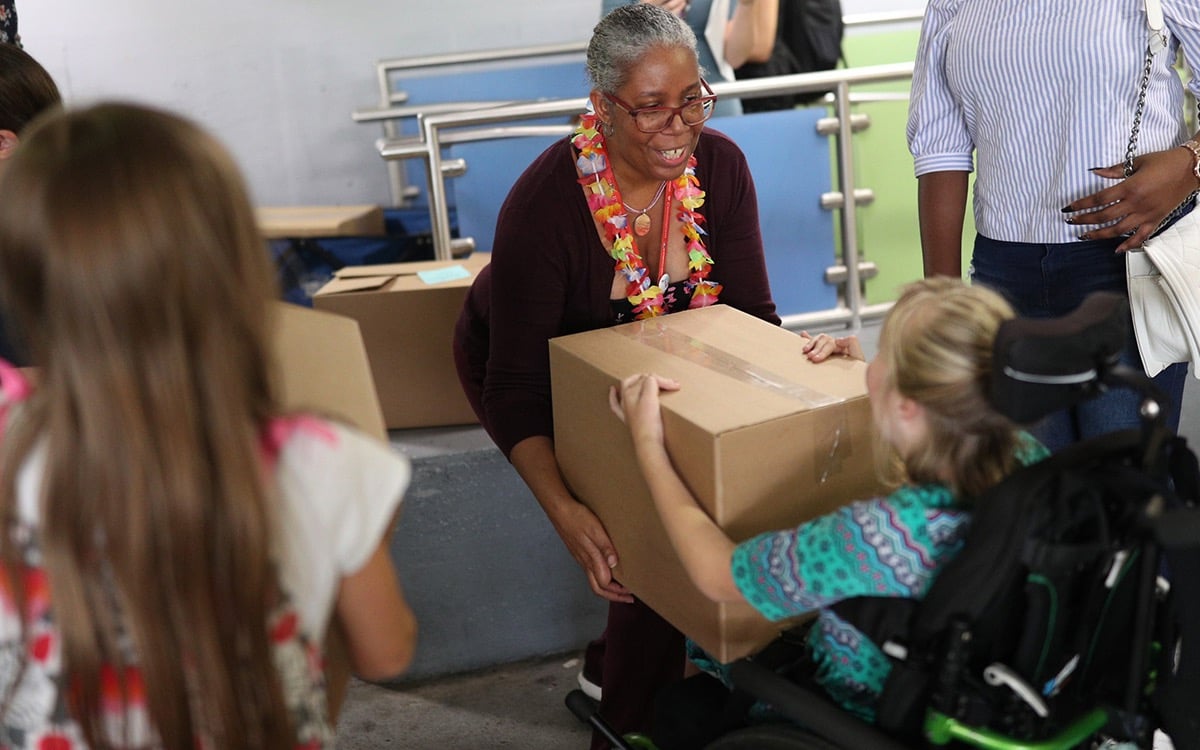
[726,659,910,750]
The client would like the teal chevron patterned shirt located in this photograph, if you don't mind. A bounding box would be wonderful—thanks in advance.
[730,433,1048,722]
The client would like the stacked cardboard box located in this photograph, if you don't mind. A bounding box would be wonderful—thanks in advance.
[313,254,489,430]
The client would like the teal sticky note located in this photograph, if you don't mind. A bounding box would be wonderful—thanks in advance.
[418,265,471,285]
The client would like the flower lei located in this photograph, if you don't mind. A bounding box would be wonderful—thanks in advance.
[572,112,722,318]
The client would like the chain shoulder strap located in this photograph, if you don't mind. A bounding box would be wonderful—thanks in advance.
[1124,0,1168,176]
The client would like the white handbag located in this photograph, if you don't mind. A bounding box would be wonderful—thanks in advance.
[1124,0,1200,377]
[1127,208,1200,377]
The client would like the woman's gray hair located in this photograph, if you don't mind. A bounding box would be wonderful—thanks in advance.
[586,3,699,95]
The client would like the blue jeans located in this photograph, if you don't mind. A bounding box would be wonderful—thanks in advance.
[970,234,1186,452]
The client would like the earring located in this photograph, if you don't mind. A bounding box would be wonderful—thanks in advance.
[602,121,614,137]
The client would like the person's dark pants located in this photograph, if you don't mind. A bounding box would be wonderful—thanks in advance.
[650,672,751,750]
[588,597,686,750]
[971,233,1186,452]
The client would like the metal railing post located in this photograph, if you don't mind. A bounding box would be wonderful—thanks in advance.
[833,79,863,330]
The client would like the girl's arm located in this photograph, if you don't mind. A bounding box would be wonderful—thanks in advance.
[335,539,418,682]
[609,373,744,604]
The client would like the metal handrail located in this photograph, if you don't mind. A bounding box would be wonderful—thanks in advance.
[382,61,914,330]
[374,42,588,106]
[354,100,524,125]
[365,10,924,110]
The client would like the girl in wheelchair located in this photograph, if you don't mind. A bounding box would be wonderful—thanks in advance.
[609,277,1049,746]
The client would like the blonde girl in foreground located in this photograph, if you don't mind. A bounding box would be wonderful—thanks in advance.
[0,102,416,748]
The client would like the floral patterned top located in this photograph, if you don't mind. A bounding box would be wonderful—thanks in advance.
[729,433,1049,722]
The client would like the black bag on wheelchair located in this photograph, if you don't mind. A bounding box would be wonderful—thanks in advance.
[722,292,1200,750]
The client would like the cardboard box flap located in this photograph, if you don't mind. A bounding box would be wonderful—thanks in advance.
[270,302,386,440]
[319,254,491,297]
[318,275,398,295]
[331,252,491,280]
[551,305,864,435]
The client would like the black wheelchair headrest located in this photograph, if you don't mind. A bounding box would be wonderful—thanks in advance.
[990,291,1129,425]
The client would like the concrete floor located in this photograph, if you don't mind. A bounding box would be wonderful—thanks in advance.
[335,319,1200,750]
[335,651,592,749]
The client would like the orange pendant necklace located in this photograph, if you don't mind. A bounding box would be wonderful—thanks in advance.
[623,180,668,237]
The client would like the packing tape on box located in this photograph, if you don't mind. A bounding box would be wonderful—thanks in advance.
[619,320,852,485]
[619,322,844,408]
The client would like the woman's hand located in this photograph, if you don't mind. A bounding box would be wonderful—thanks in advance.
[1063,145,1200,252]
[609,373,681,452]
[800,331,864,362]
[508,435,632,603]
[545,499,634,604]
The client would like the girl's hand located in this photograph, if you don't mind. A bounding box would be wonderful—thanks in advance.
[609,373,681,450]
[800,331,864,362]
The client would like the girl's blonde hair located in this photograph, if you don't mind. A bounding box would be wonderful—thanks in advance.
[876,277,1019,499]
[0,103,292,747]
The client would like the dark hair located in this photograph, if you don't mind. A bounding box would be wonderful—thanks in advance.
[0,43,60,133]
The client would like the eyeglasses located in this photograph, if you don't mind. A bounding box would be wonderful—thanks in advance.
[604,80,718,133]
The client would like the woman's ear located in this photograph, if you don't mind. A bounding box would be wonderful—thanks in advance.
[0,130,19,161]
[590,92,612,127]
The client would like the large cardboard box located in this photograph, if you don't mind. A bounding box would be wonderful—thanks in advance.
[271,301,386,440]
[550,305,884,663]
[269,301,387,720]
[312,254,489,430]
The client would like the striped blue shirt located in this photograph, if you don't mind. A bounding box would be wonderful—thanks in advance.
[907,0,1200,243]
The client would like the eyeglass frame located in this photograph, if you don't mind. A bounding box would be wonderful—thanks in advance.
[603,79,718,133]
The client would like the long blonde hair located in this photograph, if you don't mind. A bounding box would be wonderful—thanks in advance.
[0,103,293,747]
[876,277,1020,500]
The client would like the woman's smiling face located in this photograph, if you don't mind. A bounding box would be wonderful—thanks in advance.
[594,44,706,186]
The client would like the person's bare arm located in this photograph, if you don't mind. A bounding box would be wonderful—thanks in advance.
[609,375,743,603]
[335,541,418,682]
[510,435,633,603]
[918,170,969,278]
[725,0,779,69]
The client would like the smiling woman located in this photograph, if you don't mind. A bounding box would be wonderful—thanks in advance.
[450,3,779,747]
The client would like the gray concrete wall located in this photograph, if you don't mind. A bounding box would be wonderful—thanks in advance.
[388,447,607,682]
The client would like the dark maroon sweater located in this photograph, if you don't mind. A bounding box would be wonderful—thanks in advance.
[453,127,779,458]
